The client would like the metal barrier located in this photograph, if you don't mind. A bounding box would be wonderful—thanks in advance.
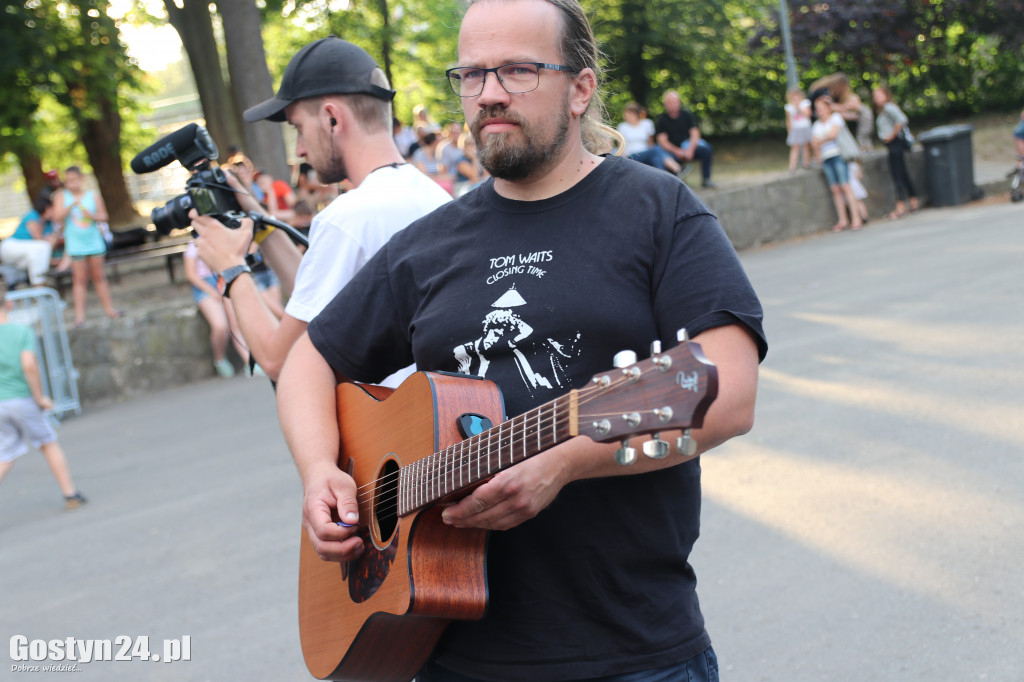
[7,286,81,419]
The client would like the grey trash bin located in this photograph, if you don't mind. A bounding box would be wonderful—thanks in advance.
[917,124,977,207]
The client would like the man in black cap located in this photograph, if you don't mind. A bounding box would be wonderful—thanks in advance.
[191,37,451,382]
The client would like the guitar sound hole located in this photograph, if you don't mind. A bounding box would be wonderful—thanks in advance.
[373,459,400,544]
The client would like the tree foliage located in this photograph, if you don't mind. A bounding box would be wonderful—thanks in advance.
[1,1,145,223]
[257,0,468,127]
[753,0,1024,119]
[5,0,1024,215]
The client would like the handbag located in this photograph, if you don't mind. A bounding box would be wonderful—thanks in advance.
[897,127,914,150]
[835,121,860,161]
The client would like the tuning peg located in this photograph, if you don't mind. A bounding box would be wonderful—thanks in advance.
[676,429,697,457]
[643,432,670,459]
[677,328,690,343]
[650,340,662,355]
[613,350,637,368]
[615,439,637,466]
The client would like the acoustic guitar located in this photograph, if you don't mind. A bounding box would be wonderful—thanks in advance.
[298,330,718,681]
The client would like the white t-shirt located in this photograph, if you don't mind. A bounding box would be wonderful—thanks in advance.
[811,113,844,160]
[285,163,452,385]
[785,99,811,130]
[616,118,656,156]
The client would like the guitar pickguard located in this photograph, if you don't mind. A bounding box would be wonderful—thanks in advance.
[347,454,402,603]
[347,525,399,603]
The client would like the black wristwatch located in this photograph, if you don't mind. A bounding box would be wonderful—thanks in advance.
[219,264,252,298]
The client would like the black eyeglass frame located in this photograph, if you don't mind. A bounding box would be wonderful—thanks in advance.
[445,62,577,97]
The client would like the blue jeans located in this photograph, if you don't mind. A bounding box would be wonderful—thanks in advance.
[417,646,718,682]
[629,146,675,172]
[821,155,850,187]
[679,139,713,181]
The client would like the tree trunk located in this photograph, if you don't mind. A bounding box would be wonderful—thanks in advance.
[378,0,393,87]
[216,0,290,181]
[163,0,246,162]
[18,149,46,206]
[622,0,651,109]
[79,96,145,228]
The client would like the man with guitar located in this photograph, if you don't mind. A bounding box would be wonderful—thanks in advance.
[277,1,767,680]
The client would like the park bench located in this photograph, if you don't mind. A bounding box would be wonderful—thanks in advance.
[49,232,193,298]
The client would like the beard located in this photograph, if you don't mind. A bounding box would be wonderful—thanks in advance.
[471,103,571,181]
[313,125,348,185]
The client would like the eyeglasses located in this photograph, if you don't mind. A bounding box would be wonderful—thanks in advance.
[445,62,576,97]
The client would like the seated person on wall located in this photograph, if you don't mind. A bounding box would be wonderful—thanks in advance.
[617,101,682,174]
[1,194,58,286]
[655,89,715,188]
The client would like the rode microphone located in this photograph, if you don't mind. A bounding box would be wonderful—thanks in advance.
[130,123,219,174]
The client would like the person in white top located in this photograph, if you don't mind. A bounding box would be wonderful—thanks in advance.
[616,102,681,174]
[784,88,812,171]
[811,96,862,232]
[190,37,451,383]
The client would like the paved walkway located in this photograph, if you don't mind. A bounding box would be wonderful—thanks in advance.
[2,198,1022,680]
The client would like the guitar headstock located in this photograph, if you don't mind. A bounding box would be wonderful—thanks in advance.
[575,329,718,464]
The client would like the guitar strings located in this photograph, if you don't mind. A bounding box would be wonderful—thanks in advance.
[347,363,682,515]
[348,364,675,513]
[350,365,673,517]
[347,369,634,502]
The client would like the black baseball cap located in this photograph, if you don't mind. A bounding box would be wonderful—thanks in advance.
[244,37,395,123]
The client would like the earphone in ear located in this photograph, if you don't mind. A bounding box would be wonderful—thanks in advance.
[330,118,337,127]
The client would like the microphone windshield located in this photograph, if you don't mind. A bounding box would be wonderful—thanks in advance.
[130,123,219,174]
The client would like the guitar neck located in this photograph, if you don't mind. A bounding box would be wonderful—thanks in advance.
[397,394,575,516]
[394,334,716,516]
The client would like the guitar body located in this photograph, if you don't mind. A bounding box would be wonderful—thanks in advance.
[299,371,505,681]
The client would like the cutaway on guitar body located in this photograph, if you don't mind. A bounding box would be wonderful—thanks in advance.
[298,372,503,681]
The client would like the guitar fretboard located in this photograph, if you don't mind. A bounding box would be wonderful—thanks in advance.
[397,394,575,516]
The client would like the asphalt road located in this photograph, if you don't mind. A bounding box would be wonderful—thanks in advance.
[2,198,1021,681]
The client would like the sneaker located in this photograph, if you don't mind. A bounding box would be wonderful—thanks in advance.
[65,492,88,510]
[214,358,235,378]
[702,179,717,189]
[676,165,693,181]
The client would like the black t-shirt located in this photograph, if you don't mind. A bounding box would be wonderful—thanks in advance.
[308,154,767,680]
[655,110,699,148]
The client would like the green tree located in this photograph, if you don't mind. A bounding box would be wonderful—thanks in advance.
[161,0,247,159]
[0,2,54,202]
[592,0,781,135]
[42,0,145,226]
[753,0,1024,117]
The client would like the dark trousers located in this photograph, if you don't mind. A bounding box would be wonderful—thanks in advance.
[886,140,917,202]
[681,139,714,181]
[417,645,719,682]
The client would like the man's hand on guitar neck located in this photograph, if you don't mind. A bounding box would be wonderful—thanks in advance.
[441,445,573,531]
[441,324,760,531]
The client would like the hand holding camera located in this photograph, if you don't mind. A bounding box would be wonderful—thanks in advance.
[132,123,309,252]
[190,211,255,275]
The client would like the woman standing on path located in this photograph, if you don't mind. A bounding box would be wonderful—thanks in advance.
[873,86,919,219]
[51,166,120,326]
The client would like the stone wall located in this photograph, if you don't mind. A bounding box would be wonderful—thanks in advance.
[706,149,929,250]
[69,304,242,408]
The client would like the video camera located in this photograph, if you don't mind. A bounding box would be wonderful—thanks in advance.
[131,123,308,248]
[130,123,245,235]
